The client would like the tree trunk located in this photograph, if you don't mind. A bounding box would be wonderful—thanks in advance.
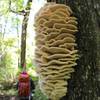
[47,0,100,100]
[20,0,32,67]
[20,13,28,67]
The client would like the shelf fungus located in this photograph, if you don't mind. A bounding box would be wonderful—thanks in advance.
[34,3,78,100]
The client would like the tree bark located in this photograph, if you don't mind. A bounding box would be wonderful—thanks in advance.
[20,13,28,67]
[47,0,100,100]
[20,0,32,67]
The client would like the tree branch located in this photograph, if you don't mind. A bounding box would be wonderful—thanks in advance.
[9,0,26,16]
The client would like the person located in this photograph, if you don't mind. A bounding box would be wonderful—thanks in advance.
[17,65,35,100]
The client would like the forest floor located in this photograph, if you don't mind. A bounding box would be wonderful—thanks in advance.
[0,95,18,100]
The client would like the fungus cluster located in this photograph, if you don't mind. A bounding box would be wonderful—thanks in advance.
[34,3,78,100]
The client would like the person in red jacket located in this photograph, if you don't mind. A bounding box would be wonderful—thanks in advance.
[17,65,35,100]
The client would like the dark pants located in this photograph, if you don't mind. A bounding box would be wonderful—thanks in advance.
[19,96,32,100]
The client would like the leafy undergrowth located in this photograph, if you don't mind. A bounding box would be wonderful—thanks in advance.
[33,85,48,100]
[0,82,17,96]
[0,88,17,96]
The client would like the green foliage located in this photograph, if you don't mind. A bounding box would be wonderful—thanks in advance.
[10,0,24,11]
[17,62,38,81]
[0,36,18,95]
[0,53,16,83]
[27,63,38,81]
[34,85,48,100]
[0,52,17,95]
[16,0,24,10]
[4,38,15,47]
[10,0,32,12]
[0,0,10,15]
[0,53,12,69]
[0,51,17,82]
[0,88,17,95]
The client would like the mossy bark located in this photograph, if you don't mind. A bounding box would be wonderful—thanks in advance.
[47,0,100,100]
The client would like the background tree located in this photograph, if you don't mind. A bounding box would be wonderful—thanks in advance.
[9,0,32,68]
[20,0,32,68]
[47,0,99,100]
